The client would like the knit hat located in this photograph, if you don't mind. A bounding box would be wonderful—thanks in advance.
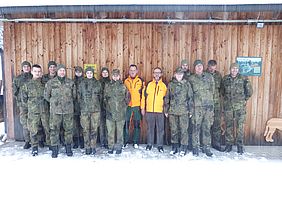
[181,59,188,66]
[48,61,57,68]
[230,63,239,69]
[101,67,109,73]
[21,61,31,69]
[85,67,94,73]
[193,60,203,67]
[74,66,83,73]
[112,69,120,76]
[175,67,185,74]
[56,64,66,71]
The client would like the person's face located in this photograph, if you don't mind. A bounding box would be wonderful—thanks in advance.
[31,67,42,80]
[153,68,162,82]
[57,68,66,77]
[230,67,239,78]
[49,65,57,76]
[194,64,204,75]
[23,65,31,73]
[181,63,188,71]
[175,72,184,81]
[112,74,120,81]
[129,66,138,78]
[102,70,109,78]
[86,71,93,79]
[75,71,82,77]
[208,65,217,73]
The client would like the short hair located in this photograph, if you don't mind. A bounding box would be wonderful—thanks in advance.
[153,67,162,73]
[208,60,217,66]
[32,64,42,69]
[129,64,138,70]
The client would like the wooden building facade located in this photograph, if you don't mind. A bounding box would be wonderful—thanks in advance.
[2,5,282,145]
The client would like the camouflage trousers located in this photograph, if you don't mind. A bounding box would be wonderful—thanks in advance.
[169,114,189,145]
[19,107,30,143]
[124,106,141,144]
[211,104,222,146]
[80,112,100,149]
[192,106,214,148]
[107,119,124,150]
[224,108,246,147]
[73,114,83,138]
[28,112,50,147]
[50,113,73,146]
[99,109,108,146]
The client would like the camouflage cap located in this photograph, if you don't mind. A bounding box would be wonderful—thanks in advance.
[74,66,83,73]
[230,63,239,69]
[85,67,94,73]
[21,61,31,68]
[193,60,203,67]
[48,61,57,68]
[175,67,185,74]
[101,67,109,73]
[181,59,188,66]
[56,64,66,71]
[112,69,120,76]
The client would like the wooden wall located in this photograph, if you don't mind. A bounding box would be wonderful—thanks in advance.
[3,22,282,145]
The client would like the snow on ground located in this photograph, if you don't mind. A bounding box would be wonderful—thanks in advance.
[1,138,282,212]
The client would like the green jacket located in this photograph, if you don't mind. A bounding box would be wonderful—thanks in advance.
[189,72,215,108]
[221,74,253,111]
[21,79,49,114]
[205,70,222,106]
[13,72,32,107]
[42,73,56,85]
[74,76,84,115]
[99,77,111,111]
[164,78,193,115]
[104,80,129,121]
[78,78,102,113]
[44,77,76,114]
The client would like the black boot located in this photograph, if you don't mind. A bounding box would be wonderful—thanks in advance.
[85,148,92,155]
[23,142,31,149]
[180,145,188,156]
[146,145,152,151]
[212,142,223,152]
[73,137,79,149]
[31,146,38,156]
[224,144,232,152]
[170,143,178,155]
[237,145,244,155]
[158,146,164,153]
[192,147,199,156]
[51,146,58,158]
[205,148,213,157]
[79,136,84,149]
[65,144,73,157]
[116,149,122,154]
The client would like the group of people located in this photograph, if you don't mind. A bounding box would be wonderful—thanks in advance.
[12,59,253,158]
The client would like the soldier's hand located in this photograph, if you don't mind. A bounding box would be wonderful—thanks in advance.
[141,108,146,116]
[164,113,168,118]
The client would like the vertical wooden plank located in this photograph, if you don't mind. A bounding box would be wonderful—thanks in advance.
[48,23,55,62]
[122,23,129,78]
[111,23,118,70]
[186,24,193,70]
[37,23,44,66]
[93,23,100,75]
[162,25,168,79]
[201,25,208,65]
[167,25,174,80]
[77,23,84,67]
[54,23,61,63]
[71,23,78,71]
[89,23,95,65]
[60,23,66,65]
[139,23,145,79]
[105,23,112,70]
[116,23,123,74]
[99,24,106,72]
[42,23,49,73]
[207,25,215,63]
[224,25,232,75]
[128,24,134,66]
[3,23,15,139]
[145,24,152,82]
[15,23,21,74]
[134,23,141,75]
[174,25,180,70]
[230,25,238,75]
[20,23,27,62]
[26,23,32,63]
[65,23,72,78]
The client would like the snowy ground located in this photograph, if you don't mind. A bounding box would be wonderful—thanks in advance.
[0,124,282,212]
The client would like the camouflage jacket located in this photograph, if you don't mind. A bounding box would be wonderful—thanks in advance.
[205,70,222,106]
[188,72,215,108]
[74,76,84,115]
[78,78,102,113]
[164,78,193,115]
[42,73,56,85]
[44,77,76,114]
[104,80,129,121]
[21,79,49,114]
[221,74,253,111]
[12,72,33,107]
[99,77,111,111]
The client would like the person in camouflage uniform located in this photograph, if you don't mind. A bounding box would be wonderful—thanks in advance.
[181,59,192,80]
[13,61,33,149]
[221,63,253,154]
[206,60,223,151]
[189,60,215,157]
[73,66,84,149]
[164,67,193,156]
[98,67,110,149]
[78,67,102,155]
[21,64,50,156]
[44,64,76,158]
[42,61,57,84]
[104,69,129,154]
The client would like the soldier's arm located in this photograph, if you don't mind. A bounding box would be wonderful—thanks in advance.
[21,84,28,109]
[140,85,146,110]
[72,82,77,101]
[244,77,253,100]
[125,86,130,105]
[187,82,194,118]
[44,82,51,102]
[164,84,170,115]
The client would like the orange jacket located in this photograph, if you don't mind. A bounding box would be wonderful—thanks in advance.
[124,75,144,107]
[141,79,167,113]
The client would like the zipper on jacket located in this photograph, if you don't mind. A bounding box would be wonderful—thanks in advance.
[152,82,158,112]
